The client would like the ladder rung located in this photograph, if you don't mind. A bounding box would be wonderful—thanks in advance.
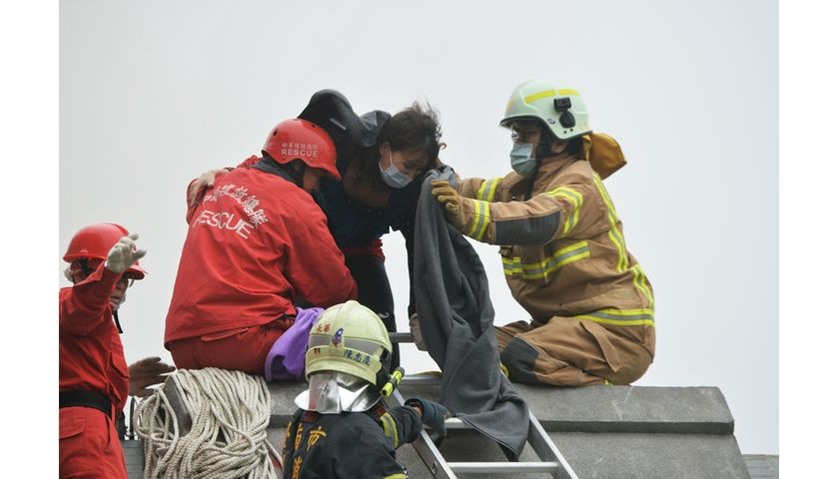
[385,343,579,478]
[448,462,561,474]
[442,418,469,430]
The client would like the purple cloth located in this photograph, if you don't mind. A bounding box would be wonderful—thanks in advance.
[264,307,323,381]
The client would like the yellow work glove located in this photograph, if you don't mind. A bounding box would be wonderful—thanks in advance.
[431,180,465,230]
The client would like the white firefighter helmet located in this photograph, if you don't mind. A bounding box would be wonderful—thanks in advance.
[305,300,392,384]
[500,79,592,141]
[297,301,393,413]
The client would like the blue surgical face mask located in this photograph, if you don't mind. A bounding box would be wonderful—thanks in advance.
[379,146,415,189]
[510,142,537,176]
[379,161,413,189]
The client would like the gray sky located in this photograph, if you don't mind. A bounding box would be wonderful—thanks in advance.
[59,0,778,454]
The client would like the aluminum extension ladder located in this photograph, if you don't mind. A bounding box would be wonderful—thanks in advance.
[387,332,579,479]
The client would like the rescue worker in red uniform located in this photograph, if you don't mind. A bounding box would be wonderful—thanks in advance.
[59,223,174,479]
[164,118,359,379]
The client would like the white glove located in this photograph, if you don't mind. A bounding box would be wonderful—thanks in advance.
[409,312,427,351]
[105,233,147,274]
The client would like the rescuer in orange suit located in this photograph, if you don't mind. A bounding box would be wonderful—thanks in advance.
[59,223,174,479]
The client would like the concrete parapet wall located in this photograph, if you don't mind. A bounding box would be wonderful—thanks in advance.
[268,382,735,435]
[265,382,750,479]
[125,382,752,478]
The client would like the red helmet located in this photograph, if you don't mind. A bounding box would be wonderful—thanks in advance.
[63,223,147,279]
[262,118,340,181]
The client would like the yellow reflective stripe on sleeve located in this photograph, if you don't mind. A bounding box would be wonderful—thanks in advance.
[483,178,501,201]
[502,241,590,280]
[592,174,629,271]
[380,412,399,449]
[384,474,408,479]
[467,199,491,241]
[464,180,500,241]
[466,199,483,237]
[577,307,655,327]
[472,179,502,240]
[476,180,489,201]
[476,201,492,241]
[545,186,583,235]
[524,89,580,104]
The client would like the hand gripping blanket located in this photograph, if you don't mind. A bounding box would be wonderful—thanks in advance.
[412,167,529,459]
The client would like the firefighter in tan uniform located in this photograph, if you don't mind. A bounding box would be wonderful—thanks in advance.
[432,80,655,386]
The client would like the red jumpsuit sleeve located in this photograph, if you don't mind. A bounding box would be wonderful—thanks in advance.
[284,202,358,308]
[185,178,201,223]
[59,264,121,336]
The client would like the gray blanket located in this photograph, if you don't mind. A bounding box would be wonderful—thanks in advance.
[413,167,529,459]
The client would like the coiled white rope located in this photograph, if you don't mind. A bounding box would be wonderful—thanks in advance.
[133,368,281,479]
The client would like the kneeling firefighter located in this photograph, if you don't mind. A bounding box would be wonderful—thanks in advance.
[281,300,448,479]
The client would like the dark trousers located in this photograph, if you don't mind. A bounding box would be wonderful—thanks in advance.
[345,254,400,369]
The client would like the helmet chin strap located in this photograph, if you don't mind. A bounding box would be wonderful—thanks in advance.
[113,309,124,334]
[524,126,567,200]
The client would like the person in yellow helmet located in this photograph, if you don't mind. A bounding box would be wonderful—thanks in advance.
[281,301,448,479]
[431,80,655,386]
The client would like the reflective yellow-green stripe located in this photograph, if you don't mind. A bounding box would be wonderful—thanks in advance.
[465,179,500,241]
[631,264,655,310]
[466,199,483,237]
[476,200,492,241]
[545,186,583,235]
[592,174,628,271]
[483,178,501,201]
[503,241,590,280]
[524,89,580,104]
[467,199,491,241]
[384,474,408,479]
[592,174,654,310]
[473,179,501,240]
[577,307,655,327]
[476,180,489,201]
[380,412,399,449]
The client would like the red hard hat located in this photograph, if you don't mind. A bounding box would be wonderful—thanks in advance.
[63,223,147,279]
[262,118,340,181]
